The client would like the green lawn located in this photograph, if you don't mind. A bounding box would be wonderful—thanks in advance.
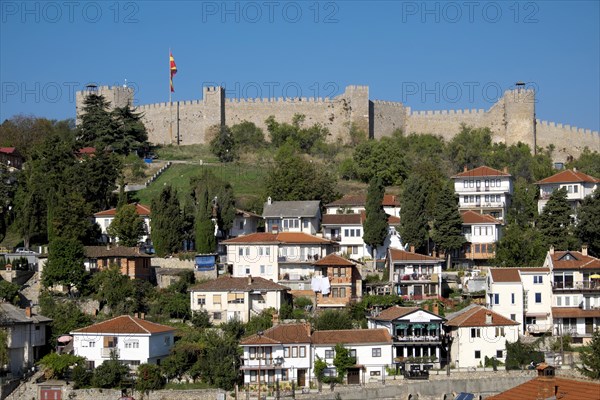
[132,162,268,207]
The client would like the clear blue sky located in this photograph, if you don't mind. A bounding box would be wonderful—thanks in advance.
[1,1,599,131]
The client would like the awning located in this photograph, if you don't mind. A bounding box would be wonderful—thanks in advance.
[590,274,600,279]
[395,323,409,329]
[428,325,437,330]
[412,324,424,329]
[57,335,73,343]
[525,312,548,318]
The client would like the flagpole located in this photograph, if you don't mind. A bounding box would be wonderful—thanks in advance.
[169,48,173,145]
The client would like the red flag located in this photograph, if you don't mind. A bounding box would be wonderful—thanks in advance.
[170,52,177,92]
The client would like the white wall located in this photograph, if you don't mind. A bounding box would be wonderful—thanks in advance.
[451,324,519,368]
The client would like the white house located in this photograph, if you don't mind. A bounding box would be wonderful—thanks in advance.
[312,329,393,384]
[445,305,519,369]
[222,232,334,290]
[536,169,599,214]
[240,323,312,388]
[387,248,443,300]
[544,246,600,345]
[451,166,513,222]
[94,203,151,244]
[262,199,321,235]
[70,315,175,369]
[229,209,261,238]
[486,268,553,334]
[188,276,289,324]
[457,210,502,267]
[367,306,445,368]
[324,194,401,217]
[0,303,52,377]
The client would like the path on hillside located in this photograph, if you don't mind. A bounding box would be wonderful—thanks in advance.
[19,272,41,312]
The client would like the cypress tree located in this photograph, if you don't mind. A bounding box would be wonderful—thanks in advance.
[537,187,579,250]
[151,185,184,256]
[431,183,466,268]
[195,187,216,253]
[399,174,430,253]
[363,177,388,262]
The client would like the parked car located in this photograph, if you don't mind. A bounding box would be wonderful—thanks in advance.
[15,247,35,254]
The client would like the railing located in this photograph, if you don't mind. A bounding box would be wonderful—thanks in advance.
[553,281,600,291]
[101,347,119,358]
[278,255,320,263]
[395,335,441,342]
[397,274,433,282]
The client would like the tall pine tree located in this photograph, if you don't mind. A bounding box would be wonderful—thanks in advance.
[537,187,579,250]
[431,183,466,268]
[195,188,216,253]
[362,177,388,263]
[151,185,184,256]
[399,173,430,253]
[575,188,600,257]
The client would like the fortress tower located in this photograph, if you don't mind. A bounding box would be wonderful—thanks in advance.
[75,84,134,125]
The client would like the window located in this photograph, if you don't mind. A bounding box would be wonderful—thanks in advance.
[476,180,481,187]
[526,316,537,325]
[496,350,503,358]
[325,349,334,359]
[284,347,290,357]
[227,293,244,304]
[213,295,221,305]
[238,248,244,256]
[292,347,298,358]
[464,180,468,188]
[510,314,516,321]
[164,336,171,346]
[197,295,206,306]
[213,312,222,320]
[495,327,505,337]
[245,267,250,275]
[250,347,256,359]
[485,195,490,202]
[511,293,515,305]
[535,293,542,303]
[349,349,357,358]
[565,296,570,306]
[474,350,481,359]
[494,293,500,305]
[496,195,501,202]
[573,185,578,193]
[495,179,500,186]
[282,369,289,381]
[485,179,489,187]
[372,348,382,357]
[332,287,346,298]
[469,180,474,188]
[260,265,266,275]
[303,220,309,228]
[250,370,257,382]
[299,346,306,358]
[344,229,349,237]
[464,196,469,203]
[125,341,139,349]
[534,275,543,284]
[470,328,481,338]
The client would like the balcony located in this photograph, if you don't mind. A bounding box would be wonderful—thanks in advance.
[101,347,119,358]
[395,335,442,343]
[396,273,433,283]
[553,281,600,292]
[278,254,320,263]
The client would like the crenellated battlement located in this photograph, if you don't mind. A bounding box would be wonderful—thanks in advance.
[409,108,486,116]
[537,119,598,135]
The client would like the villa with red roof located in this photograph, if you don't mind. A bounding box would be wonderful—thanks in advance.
[70,315,175,369]
[445,305,520,368]
[536,169,599,214]
[312,254,362,308]
[451,166,513,222]
[222,232,334,290]
[544,246,600,345]
[455,210,503,267]
[387,248,443,300]
[94,203,152,245]
[324,193,401,217]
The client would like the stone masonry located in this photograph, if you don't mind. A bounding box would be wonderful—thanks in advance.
[76,85,599,163]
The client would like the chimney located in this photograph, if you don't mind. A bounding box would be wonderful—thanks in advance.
[267,196,272,205]
[550,245,555,255]
[248,275,253,285]
[134,312,139,318]
[272,313,279,326]
[432,302,439,315]
[582,244,588,256]
[485,311,493,325]
[106,243,110,250]
[502,167,508,174]
[432,250,437,258]
[463,165,468,172]
[140,312,145,320]
[410,245,415,253]
[25,306,32,318]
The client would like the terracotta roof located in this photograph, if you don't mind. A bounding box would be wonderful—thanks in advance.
[241,323,311,345]
[489,268,521,283]
[325,194,400,208]
[536,169,599,185]
[0,147,17,154]
[290,290,316,298]
[235,209,262,218]
[486,377,600,400]
[71,315,174,335]
[552,307,600,318]
[387,214,401,224]
[94,203,151,217]
[313,253,355,266]
[322,214,362,225]
[550,251,600,270]
[369,306,421,321]
[312,328,392,345]
[445,305,519,327]
[452,166,511,178]
[461,210,502,225]
[84,246,151,258]
[388,248,443,263]
[518,267,551,273]
[76,147,96,155]
[189,276,289,292]
[222,232,332,245]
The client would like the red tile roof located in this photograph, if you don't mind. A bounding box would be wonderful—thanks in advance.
[486,377,600,400]
[71,315,174,335]
[322,214,362,225]
[222,232,332,244]
[84,246,151,258]
[189,276,289,292]
[489,268,522,283]
[77,147,96,155]
[452,166,511,178]
[312,328,392,345]
[536,169,599,184]
[388,248,443,263]
[325,194,400,208]
[0,147,17,154]
[369,306,444,322]
[313,254,355,266]
[461,210,502,224]
[241,323,311,345]
[552,307,600,318]
[235,209,262,218]
[94,203,151,217]
[446,305,519,327]
[550,251,600,270]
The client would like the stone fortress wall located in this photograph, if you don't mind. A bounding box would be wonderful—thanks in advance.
[76,85,598,163]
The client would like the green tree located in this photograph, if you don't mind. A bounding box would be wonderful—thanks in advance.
[151,185,184,256]
[578,329,600,380]
[191,309,212,329]
[189,169,237,234]
[333,343,356,382]
[39,292,93,346]
[107,203,146,246]
[161,341,203,381]
[506,177,538,227]
[91,351,129,388]
[537,187,579,250]
[231,120,266,149]
[265,144,339,204]
[567,147,600,177]
[90,264,134,314]
[77,93,115,149]
[42,238,87,293]
[49,187,99,244]
[195,187,216,253]
[266,114,329,154]
[38,353,85,379]
[431,183,465,268]
[0,115,55,158]
[312,309,354,331]
[314,356,328,390]
[111,105,149,155]
[576,188,600,257]
[504,339,544,370]
[245,309,274,337]
[446,125,493,172]
[494,224,547,267]
[399,173,430,253]
[0,329,8,368]
[209,124,237,162]
[362,177,388,262]
[0,278,20,304]
[136,363,166,395]
[352,136,408,186]
[0,164,17,242]
[197,330,240,390]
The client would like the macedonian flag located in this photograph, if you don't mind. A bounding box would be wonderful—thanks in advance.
[170,52,178,92]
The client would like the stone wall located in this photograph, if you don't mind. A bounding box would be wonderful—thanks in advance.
[152,257,218,281]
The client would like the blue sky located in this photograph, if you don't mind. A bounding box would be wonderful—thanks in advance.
[1,1,599,131]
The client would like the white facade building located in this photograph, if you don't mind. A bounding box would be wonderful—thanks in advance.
[324,194,401,217]
[387,248,443,300]
[451,166,513,222]
[262,199,321,235]
[536,169,599,214]
[71,315,175,369]
[445,305,520,369]
[457,210,502,266]
[229,209,261,238]
[94,203,151,244]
